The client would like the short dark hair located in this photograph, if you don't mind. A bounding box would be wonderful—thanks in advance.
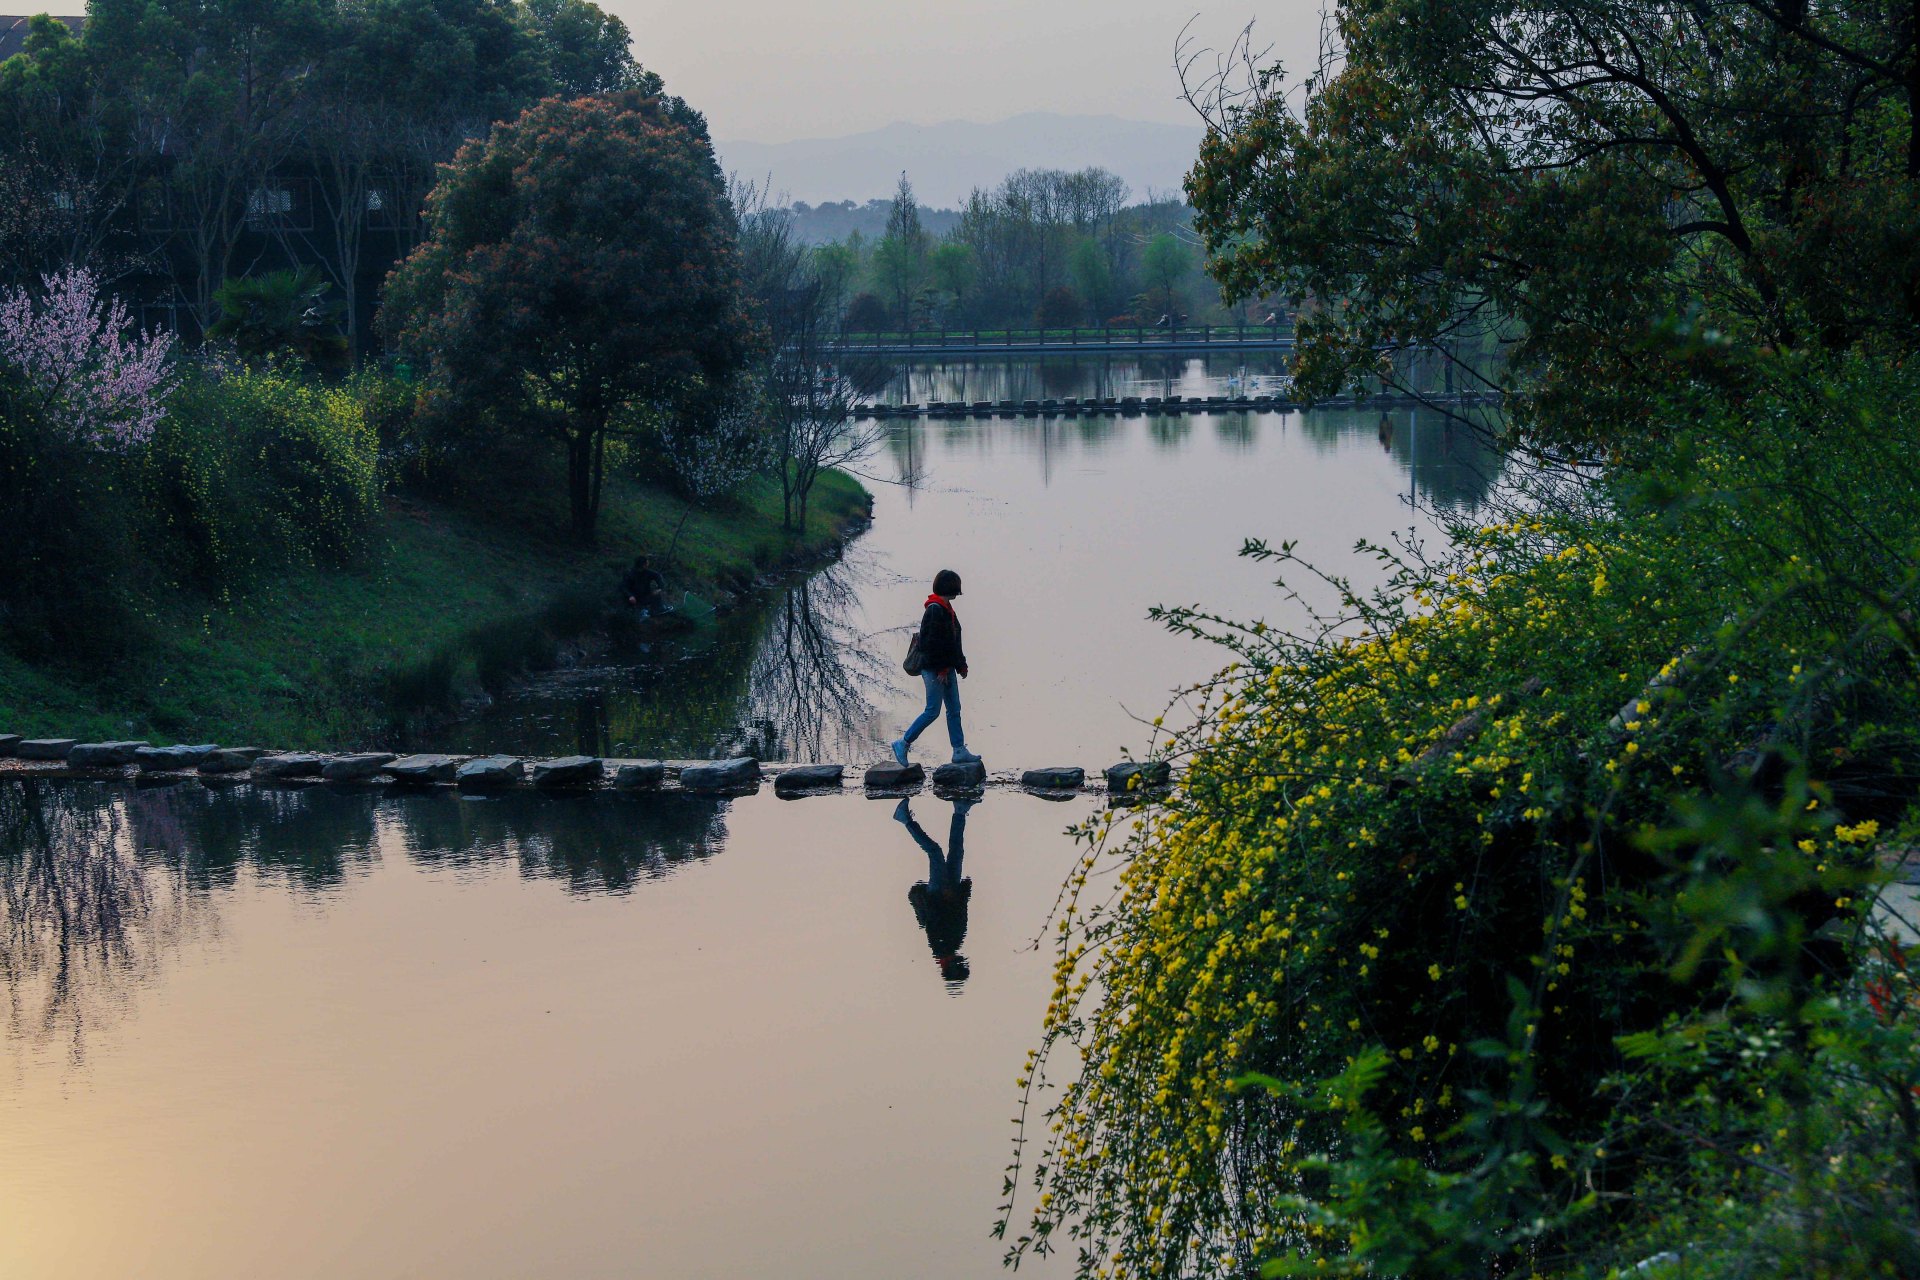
[932,568,962,596]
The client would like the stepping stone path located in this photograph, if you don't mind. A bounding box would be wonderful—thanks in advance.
[135,744,219,771]
[774,764,843,796]
[679,757,761,792]
[863,762,924,789]
[1,726,1172,806]
[323,753,397,781]
[1105,761,1172,793]
[932,760,987,789]
[613,762,665,789]
[254,753,325,779]
[458,756,524,789]
[386,754,461,784]
[200,748,263,775]
[531,756,602,788]
[69,741,148,768]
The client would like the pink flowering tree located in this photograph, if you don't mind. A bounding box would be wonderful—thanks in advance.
[0,268,175,451]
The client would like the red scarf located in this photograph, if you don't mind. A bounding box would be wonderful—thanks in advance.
[925,593,957,622]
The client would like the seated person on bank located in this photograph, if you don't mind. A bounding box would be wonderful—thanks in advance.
[621,555,667,616]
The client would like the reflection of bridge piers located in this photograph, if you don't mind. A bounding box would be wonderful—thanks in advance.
[854,391,1504,421]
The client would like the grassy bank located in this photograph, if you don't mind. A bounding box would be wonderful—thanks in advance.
[0,467,868,748]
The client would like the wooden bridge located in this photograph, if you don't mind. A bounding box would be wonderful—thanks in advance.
[830,323,1296,357]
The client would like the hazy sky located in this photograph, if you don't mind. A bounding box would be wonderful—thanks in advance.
[603,0,1324,142]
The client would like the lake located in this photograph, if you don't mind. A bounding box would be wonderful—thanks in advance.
[0,356,1498,1279]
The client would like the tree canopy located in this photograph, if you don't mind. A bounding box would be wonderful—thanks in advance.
[382,89,754,541]
[1187,0,1920,440]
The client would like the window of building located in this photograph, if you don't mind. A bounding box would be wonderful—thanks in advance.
[246,179,311,231]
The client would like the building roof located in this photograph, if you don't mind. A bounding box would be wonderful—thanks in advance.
[0,14,85,62]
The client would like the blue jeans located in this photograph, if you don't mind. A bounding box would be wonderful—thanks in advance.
[903,669,965,751]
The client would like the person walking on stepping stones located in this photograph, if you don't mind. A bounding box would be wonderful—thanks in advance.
[892,568,981,767]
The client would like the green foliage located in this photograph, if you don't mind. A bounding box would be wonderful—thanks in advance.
[382,88,755,541]
[1005,349,1920,1278]
[0,461,868,746]
[1188,0,1920,436]
[139,365,379,590]
[1141,233,1191,318]
[207,267,349,373]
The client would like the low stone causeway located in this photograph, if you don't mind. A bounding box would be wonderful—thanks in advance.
[0,735,1175,803]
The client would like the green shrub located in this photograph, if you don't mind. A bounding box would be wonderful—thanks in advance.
[140,365,380,590]
[1007,348,1920,1278]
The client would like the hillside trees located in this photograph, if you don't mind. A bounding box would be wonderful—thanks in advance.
[383,90,755,542]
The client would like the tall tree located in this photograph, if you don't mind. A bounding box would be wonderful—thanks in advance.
[383,89,754,541]
[874,171,929,327]
[1186,0,1920,442]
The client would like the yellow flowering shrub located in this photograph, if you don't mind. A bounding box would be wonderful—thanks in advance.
[1002,354,1920,1277]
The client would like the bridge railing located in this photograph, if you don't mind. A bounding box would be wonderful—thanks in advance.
[828,323,1296,349]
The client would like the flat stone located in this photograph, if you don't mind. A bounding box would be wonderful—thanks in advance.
[219,747,270,762]
[1021,766,1085,790]
[385,753,460,784]
[531,755,602,788]
[198,748,259,775]
[457,756,524,789]
[932,760,987,789]
[612,761,665,790]
[135,744,220,771]
[68,740,149,768]
[322,752,397,781]
[679,756,762,791]
[774,764,843,795]
[16,739,77,761]
[254,753,326,779]
[0,733,21,756]
[863,761,924,789]
[1106,761,1172,793]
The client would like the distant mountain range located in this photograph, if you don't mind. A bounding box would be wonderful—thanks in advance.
[714,111,1205,206]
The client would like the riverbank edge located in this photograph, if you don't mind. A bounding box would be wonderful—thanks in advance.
[0,469,872,749]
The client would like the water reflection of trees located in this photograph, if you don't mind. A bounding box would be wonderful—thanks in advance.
[551,552,888,763]
[739,554,891,762]
[0,780,199,1054]
[0,777,738,1050]
[869,359,1504,509]
[394,789,729,894]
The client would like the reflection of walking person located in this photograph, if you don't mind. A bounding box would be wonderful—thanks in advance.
[891,569,981,766]
[894,796,973,984]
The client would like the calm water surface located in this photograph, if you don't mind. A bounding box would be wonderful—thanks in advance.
[0,356,1498,1278]
[442,354,1500,764]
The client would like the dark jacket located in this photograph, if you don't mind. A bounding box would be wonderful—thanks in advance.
[917,598,967,675]
[909,879,972,959]
[622,564,665,602]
